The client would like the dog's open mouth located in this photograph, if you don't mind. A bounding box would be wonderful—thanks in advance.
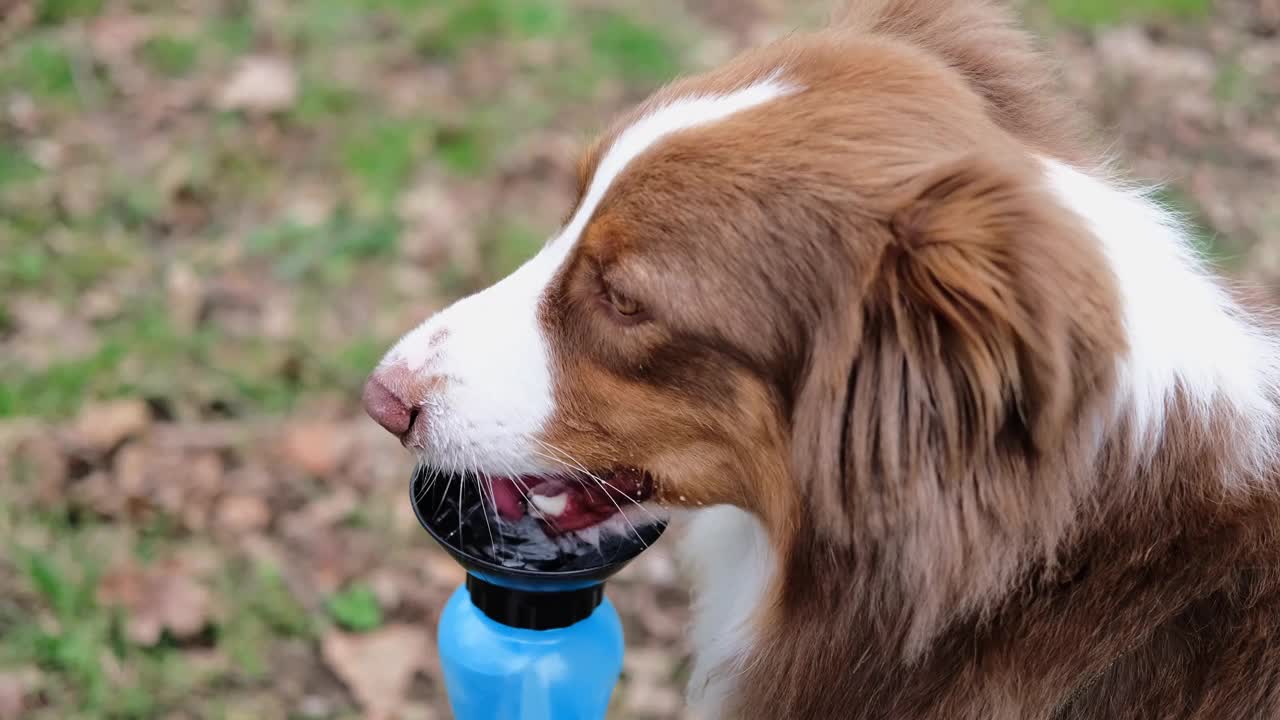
[411,464,667,576]
[488,468,655,535]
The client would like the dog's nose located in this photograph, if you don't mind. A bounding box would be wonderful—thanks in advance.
[362,373,414,436]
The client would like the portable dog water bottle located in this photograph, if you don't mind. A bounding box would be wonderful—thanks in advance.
[410,466,667,720]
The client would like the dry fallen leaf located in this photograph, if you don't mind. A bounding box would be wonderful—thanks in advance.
[166,261,205,334]
[9,433,67,509]
[623,680,683,718]
[322,624,429,720]
[280,421,353,477]
[0,669,39,720]
[97,560,215,647]
[396,702,440,720]
[71,398,152,453]
[215,494,273,532]
[88,13,154,61]
[424,551,466,588]
[622,647,683,717]
[216,56,298,113]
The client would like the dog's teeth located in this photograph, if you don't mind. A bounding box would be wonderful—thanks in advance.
[530,493,568,517]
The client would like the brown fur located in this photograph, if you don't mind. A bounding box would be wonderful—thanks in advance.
[530,1,1280,718]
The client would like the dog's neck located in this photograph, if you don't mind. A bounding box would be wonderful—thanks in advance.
[682,162,1280,719]
[687,396,1280,719]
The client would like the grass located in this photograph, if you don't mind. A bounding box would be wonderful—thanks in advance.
[0,511,327,717]
[1,532,194,718]
[4,0,1274,717]
[341,119,430,206]
[488,221,545,277]
[414,0,572,57]
[326,584,384,632]
[0,343,127,419]
[34,0,104,25]
[247,213,400,284]
[292,75,363,123]
[0,0,679,429]
[435,122,493,176]
[138,35,201,77]
[211,16,256,56]
[0,241,52,290]
[587,11,681,84]
[1047,0,1212,26]
[8,39,79,100]
[0,145,42,189]
[9,549,116,712]
[1,228,137,299]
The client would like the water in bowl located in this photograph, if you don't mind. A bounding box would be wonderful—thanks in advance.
[412,469,665,575]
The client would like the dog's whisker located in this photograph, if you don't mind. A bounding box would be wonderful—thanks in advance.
[475,464,498,554]
[529,444,652,546]
[437,469,455,518]
[532,439,662,524]
[456,462,465,538]
[413,464,440,503]
[503,472,562,532]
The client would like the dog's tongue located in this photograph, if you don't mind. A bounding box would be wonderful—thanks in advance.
[490,476,620,534]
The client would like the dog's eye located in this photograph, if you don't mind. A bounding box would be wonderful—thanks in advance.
[605,287,642,317]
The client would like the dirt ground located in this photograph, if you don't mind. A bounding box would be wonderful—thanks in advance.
[1,0,1277,718]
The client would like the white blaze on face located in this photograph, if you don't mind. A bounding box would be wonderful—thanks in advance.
[377,72,798,474]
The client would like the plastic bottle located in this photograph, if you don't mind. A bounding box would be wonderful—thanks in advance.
[436,573,624,720]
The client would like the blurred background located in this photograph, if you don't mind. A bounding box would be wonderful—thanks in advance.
[0,0,1277,717]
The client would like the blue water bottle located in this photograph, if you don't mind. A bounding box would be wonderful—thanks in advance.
[409,467,667,720]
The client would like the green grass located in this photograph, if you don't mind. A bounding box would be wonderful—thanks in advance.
[435,123,493,176]
[1,539,193,718]
[8,39,79,100]
[138,35,201,77]
[0,1,704,715]
[0,145,43,189]
[508,1,571,37]
[488,221,544,277]
[416,1,503,57]
[415,0,570,57]
[342,119,430,206]
[1047,0,1212,26]
[291,0,366,45]
[1213,59,1257,109]
[0,241,52,290]
[35,0,104,25]
[248,213,400,284]
[9,549,116,712]
[0,342,127,419]
[587,11,681,84]
[0,296,387,420]
[325,584,383,632]
[1,518,324,717]
[292,76,363,123]
[238,567,316,639]
[212,16,256,55]
[1,227,138,296]
[330,337,391,387]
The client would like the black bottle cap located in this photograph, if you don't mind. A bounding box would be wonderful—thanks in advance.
[466,574,604,630]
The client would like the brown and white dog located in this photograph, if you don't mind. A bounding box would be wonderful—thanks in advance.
[362,1,1280,717]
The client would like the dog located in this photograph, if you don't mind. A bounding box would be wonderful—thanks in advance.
[362,0,1280,717]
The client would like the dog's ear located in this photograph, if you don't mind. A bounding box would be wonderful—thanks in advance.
[790,151,1122,646]
[874,153,1089,462]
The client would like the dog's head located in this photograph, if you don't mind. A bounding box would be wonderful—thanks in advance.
[364,17,1124,611]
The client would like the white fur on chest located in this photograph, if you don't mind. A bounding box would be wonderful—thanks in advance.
[678,506,775,719]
